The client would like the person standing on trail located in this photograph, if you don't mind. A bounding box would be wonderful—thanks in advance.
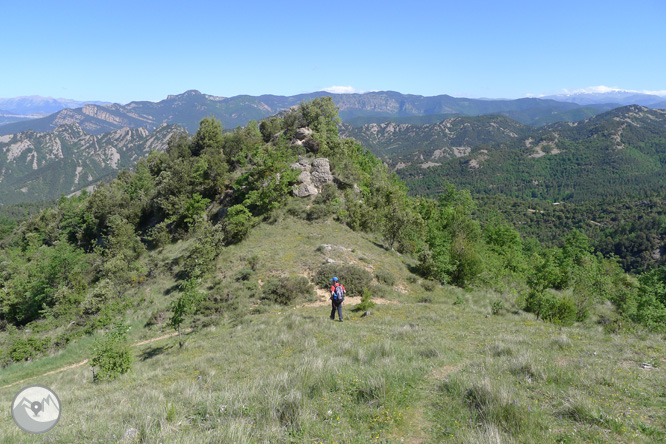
[330,277,346,322]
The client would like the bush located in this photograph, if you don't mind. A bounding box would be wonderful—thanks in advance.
[315,264,373,297]
[235,267,254,281]
[454,294,466,306]
[223,204,254,244]
[355,287,376,311]
[91,323,132,382]
[247,254,260,271]
[375,269,396,287]
[149,222,171,249]
[421,280,437,292]
[181,219,224,279]
[306,204,331,221]
[491,300,505,315]
[263,276,314,305]
[525,290,577,326]
[8,337,51,362]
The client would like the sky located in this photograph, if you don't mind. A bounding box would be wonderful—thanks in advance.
[1,0,665,103]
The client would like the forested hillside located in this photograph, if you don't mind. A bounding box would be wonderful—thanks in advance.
[400,105,666,201]
[340,106,666,272]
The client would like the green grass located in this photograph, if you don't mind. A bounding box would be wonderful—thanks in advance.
[0,218,665,443]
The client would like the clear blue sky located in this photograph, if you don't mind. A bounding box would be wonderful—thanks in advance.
[2,0,664,103]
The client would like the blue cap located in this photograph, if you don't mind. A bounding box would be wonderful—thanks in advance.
[331,277,338,282]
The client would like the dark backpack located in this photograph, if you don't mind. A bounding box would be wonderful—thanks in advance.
[333,285,345,301]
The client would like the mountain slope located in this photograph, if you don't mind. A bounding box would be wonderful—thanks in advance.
[400,105,666,201]
[0,90,610,135]
[340,115,528,167]
[0,124,184,204]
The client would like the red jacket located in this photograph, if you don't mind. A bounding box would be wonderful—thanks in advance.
[331,282,346,296]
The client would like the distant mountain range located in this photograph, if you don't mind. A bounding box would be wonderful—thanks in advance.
[0,90,639,136]
[0,96,111,115]
[0,124,183,204]
[541,90,666,107]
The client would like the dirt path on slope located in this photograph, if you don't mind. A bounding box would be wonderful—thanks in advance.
[297,288,399,308]
[0,330,188,390]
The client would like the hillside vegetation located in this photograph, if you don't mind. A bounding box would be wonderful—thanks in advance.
[344,106,666,273]
[0,99,665,442]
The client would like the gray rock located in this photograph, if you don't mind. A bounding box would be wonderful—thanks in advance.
[295,127,314,140]
[293,183,319,197]
[311,158,333,188]
[120,428,139,443]
[291,157,333,197]
[298,170,312,184]
[326,258,336,263]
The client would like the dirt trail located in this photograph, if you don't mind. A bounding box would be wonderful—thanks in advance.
[0,330,185,390]
[297,288,398,308]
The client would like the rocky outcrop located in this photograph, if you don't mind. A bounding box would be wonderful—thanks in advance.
[291,127,318,152]
[291,156,334,197]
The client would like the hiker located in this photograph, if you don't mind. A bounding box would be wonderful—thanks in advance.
[330,277,346,322]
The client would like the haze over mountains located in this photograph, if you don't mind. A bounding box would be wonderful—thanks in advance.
[2,89,664,136]
[541,89,666,107]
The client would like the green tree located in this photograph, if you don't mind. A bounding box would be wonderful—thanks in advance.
[183,193,211,229]
[223,204,254,244]
[170,279,203,347]
[191,117,224,156]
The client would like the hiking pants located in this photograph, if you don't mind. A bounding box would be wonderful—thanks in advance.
[331,300,343,321]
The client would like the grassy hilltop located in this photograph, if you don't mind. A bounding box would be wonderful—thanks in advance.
[0,217,664,443]
[0,98,665,443]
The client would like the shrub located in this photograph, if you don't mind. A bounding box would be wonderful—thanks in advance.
[8,337,51,362]
[525,290,577,326]
[491,300,505,315]
[170,279,204,347]
[263,276,314,305]
[181,219,224,279]
[306,204,331,221]
[145,310,167,327]
[149,222,171,249]
[422,280,437,292]
[247,254,260,271]
[315,263,373,297]
[355,287,376,311]
[91,323,132,382]
[375,269,396,287]
[235,267,254,281]
[454,294,466,306]
[223,204,254,244]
